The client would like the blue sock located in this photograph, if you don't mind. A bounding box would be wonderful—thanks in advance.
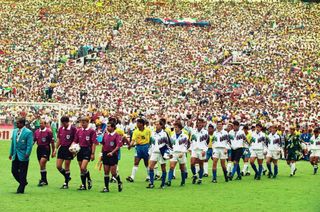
[161,172,167,187]
[267,163,272,174]
[236,164,241,177]
[191,165,196,176]
[258,165,263,176]
[251,163,258,174]
[274,165,278,176]
[212,170,217,180]
[232,163,238,177]
[181,171,186,184]
[149,169,154,185]
[199,168,204,179]
[168,169,174,182]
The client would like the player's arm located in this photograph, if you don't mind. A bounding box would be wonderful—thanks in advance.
[49,131,55,157]
[129,130,137,149]
[25,130,34,159]
[90,131,98,161]
[9,130,15,160]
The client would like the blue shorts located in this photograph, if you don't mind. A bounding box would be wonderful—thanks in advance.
[242,148,251,159]
[135,144,150,161]
[206,148,213,160]
[228,149,232,158]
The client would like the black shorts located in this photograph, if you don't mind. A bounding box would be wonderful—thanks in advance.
[77,147,91,161]
[37,146,50,161]
[231,148,243,162]
[102,152,118,166]
[57,146,74,160]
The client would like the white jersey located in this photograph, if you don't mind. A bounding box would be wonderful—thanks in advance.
[150,130,169,153]
[251,131,267,150]
[190,128,209,151]
[212,130,230,149]
[229,129,246,150]
[309,135,320,150]
[171,133,189,153]
[267,133,281,151]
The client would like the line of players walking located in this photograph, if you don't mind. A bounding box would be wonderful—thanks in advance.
[9,116,319,194]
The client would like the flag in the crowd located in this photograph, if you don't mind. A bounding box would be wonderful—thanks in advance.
[145,17,210,27]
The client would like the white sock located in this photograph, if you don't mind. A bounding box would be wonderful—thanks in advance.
[131,166,138,179]
[243,163,249,174]
[195,164,200,173]
[116,166,119,173]
[204,162,208,175]
[291,162,296,174]
[146,167,150,179]
[173,169,176,177]
[227,162,233,173]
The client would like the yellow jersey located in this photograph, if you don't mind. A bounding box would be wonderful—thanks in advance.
[115,128,125,137]
[208,134,214,148]
[132,128,151,145]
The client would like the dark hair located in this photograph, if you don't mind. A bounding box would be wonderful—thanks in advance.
[314,128,320,134]
[243,125,249,130]
[108,122,116,129]
[233,121,240,126]
[60,116,69,123]
[256,123,263,128]
[160,118,166,125]
[174,122,183,130]
[17,117,26,126]
[208,124,214,128]
[159,120,165,127]
[136,118,145,125]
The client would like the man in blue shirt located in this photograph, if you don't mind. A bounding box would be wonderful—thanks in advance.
[9,118,34,194]
[300,128,311,160]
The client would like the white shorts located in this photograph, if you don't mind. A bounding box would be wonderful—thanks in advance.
[250,149,264,160]
[150,152,166,164]
[213,148,227,160]
[170,152,187,164]
[267,150,281,160]
[310,150,320,158]
[191,149,206,160]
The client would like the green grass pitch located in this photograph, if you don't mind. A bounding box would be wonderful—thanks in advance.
[0,141,318,212]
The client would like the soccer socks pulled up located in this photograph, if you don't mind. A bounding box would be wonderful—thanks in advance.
[161,172,167,187]
[191,165,196,176]
[130,166,138,179]
[274,165,278,176]
[227,162,233,174]
[81,172,86,187]
[290,162,296,175]
[204,162,208,175]
[104,175,110,189]
[236,164,241,177]
[86,171,91,181]
[115,175,122,184]
[242,162,249,174]
[168,169,174,182]
[258,165,263,176]
[181,171,186,184]
[231,163,238,177]
[58,168,66,177]
[149,169,154,185]
[199,168,204,179]
[212,169,217,180]
[267,163,272,175]
[65,170,70,184]
[40,169,47,182]
[251,163,258,174]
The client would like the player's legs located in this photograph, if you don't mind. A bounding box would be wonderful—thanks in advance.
[190,156,198,184]
[160,163,167,188]
[257,158,264,179]
[167,161,177,185]
[197,159,204,184]
[147,160,157,188]
[250,156,259,179]
[127,157,141,182]
[220,159,228,182]
[272,159,278,178]
[266,156,273,178]
[103,165,111,191]
[212,157,218,182]
[227,150,233,177]
[179,163,186,186]
[79,160,89,189]
[39,157,48,185]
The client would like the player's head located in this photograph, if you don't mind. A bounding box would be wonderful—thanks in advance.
[217,121,223,131]
[270,125,276,134]
[160,118,166,129]
[156,120,165,132]
[233,120,240,131]
[60,116,70,128]
[208,124,214,134]
[40,119,46,130]
[107,122,116,133]
[196,118,204,130]
[314,128,320,136]
[16,117,26,129]
[80,117,90,129]
[290,125,296,134]
[174,121,183,134]
[243,125,249,133]
[256,123,263,132]
[136,118,145,130]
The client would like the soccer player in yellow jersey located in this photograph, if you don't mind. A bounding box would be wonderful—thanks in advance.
[241,125,252,176]
[126,118,151,182]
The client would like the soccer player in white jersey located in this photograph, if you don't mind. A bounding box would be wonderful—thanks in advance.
[147,120,171,189]
[166,121,189,186]
[309,128,320,175]
[190,118,209,185]
[212,121,230,183]
[229,121,246,180]
[266,125,281,178]
[250,123,267,180]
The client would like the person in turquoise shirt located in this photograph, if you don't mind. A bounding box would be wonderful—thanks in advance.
[9,118,34,194]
